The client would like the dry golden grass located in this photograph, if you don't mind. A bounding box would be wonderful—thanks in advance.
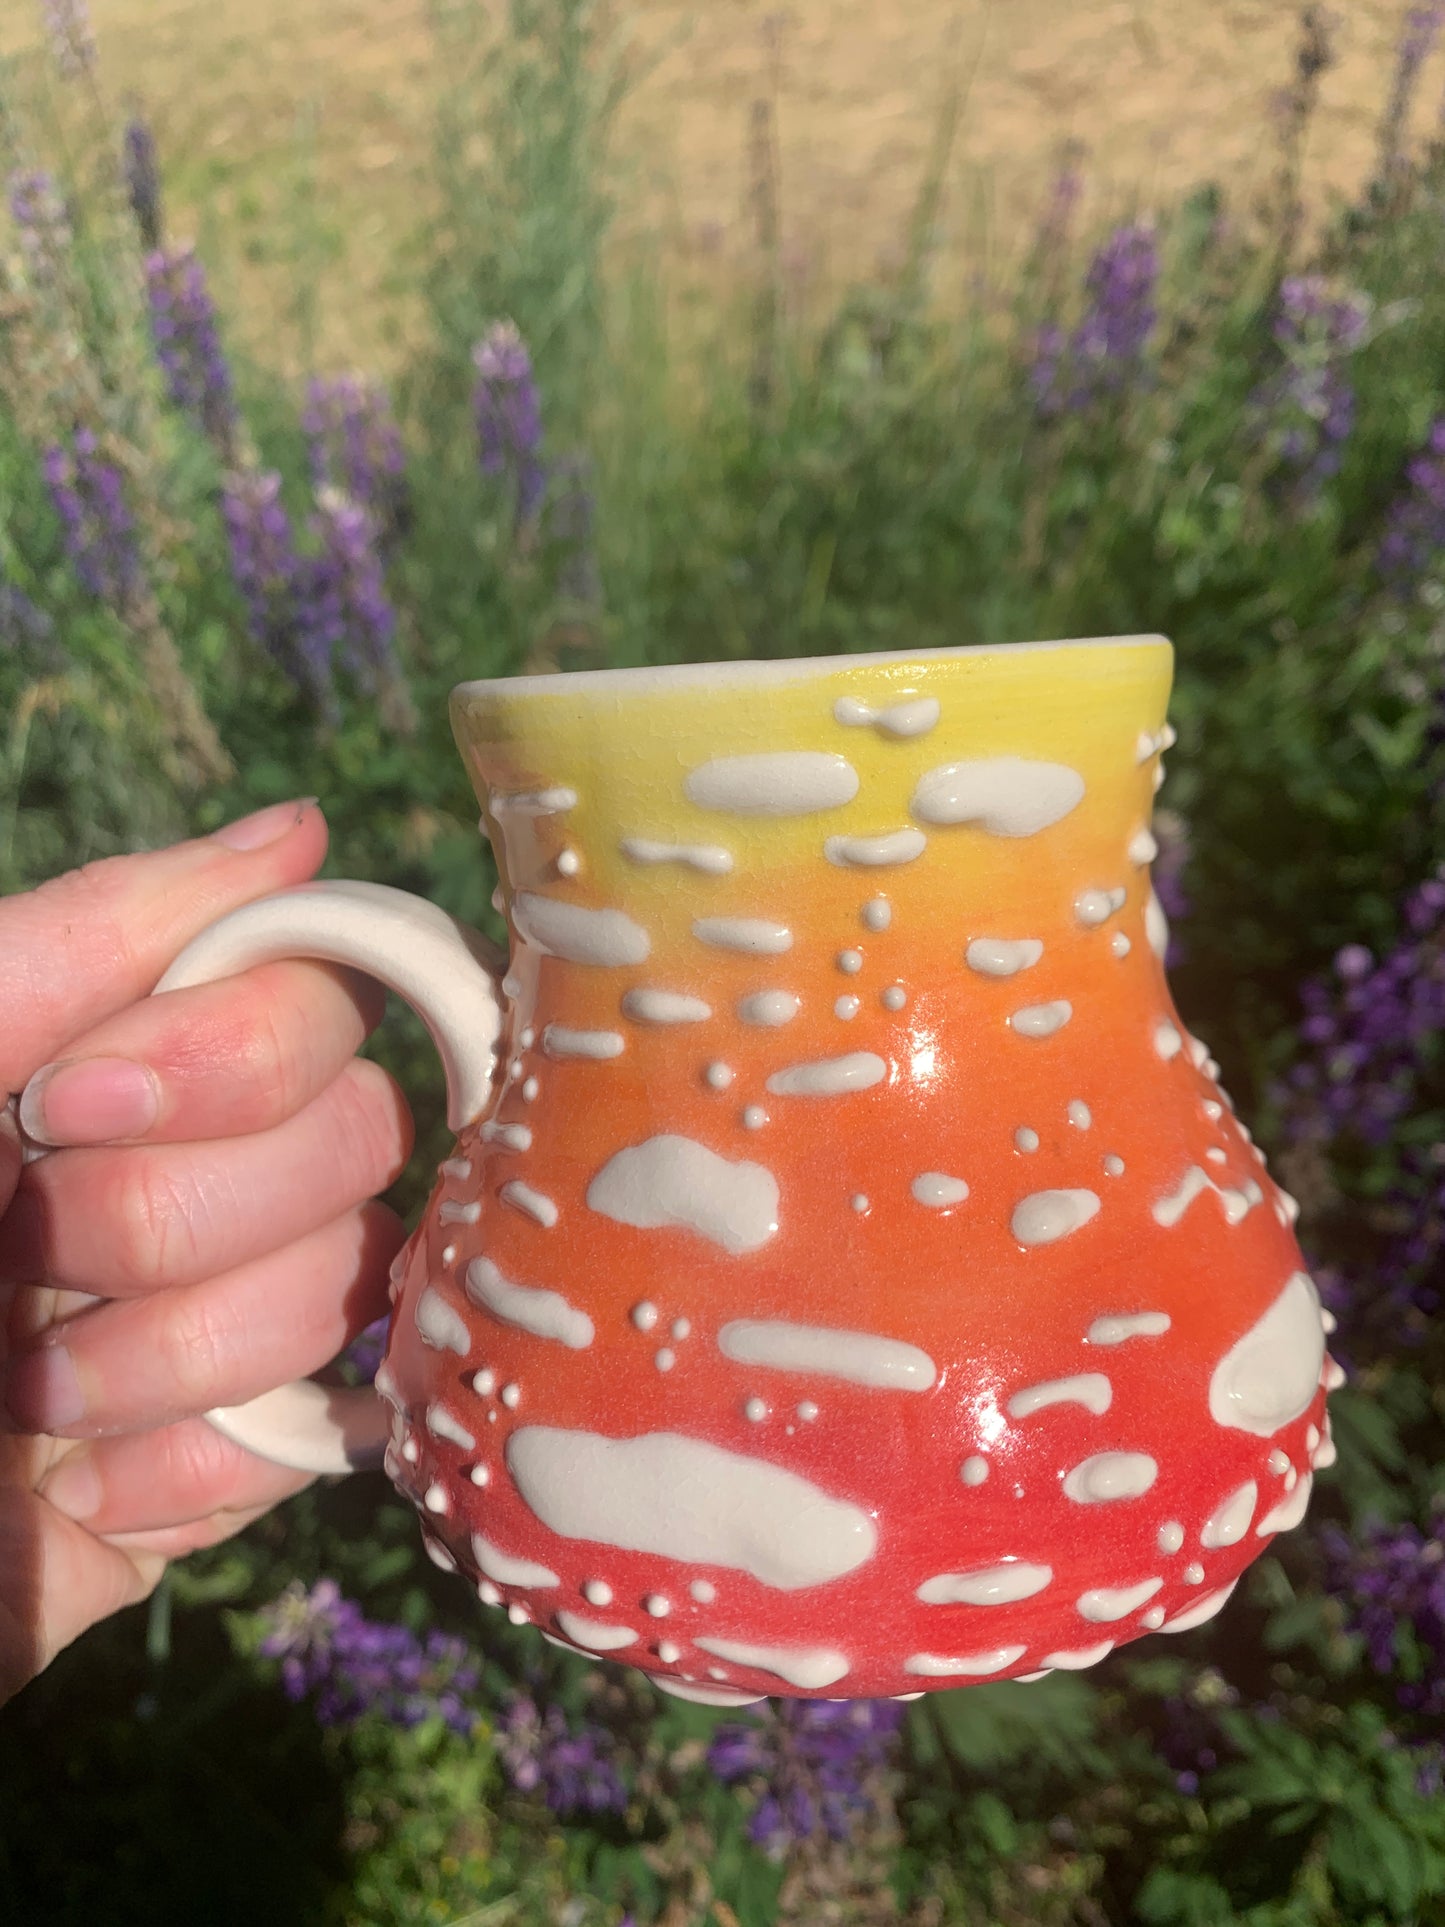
[3,0,1435,371]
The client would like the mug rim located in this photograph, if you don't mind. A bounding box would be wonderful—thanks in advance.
[452,633,1171,702]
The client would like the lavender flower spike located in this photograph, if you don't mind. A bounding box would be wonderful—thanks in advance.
[257,1580,480,1733]
[145,245,237,455]
[221,470,331,713]
[7,169,72,285]
[708,1697,906,1856]
[1252,275,1371,505]
[307,487,402,703]
[472,321,546,526]
[123,117,163,251]
[43,429,141,606]
[40,0,96,79]
[1376,417,1445,592]
[1031,221,1158,416]
[302,375,408,547]
[495,1691,628,1816]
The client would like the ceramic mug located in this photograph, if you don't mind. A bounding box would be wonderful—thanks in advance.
[158,637,1339,1706]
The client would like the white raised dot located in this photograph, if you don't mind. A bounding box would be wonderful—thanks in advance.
[862,896,891,931]
[796,1401,818,1422]
[498,1181,560,1230]
[522,1076,539,1102]
[1010,999,1073,1038]
[441,1244,457,1265]
[472,1367,497,1395]
[834,995,860,1019]
[965,937,1043,977]
[1256,1471,1313,1536]
[690,1579,717,1603]
[1183,1562,1205,1585]
[742,1104,767,1130]
[658,1640,682,1663]
[1128,827,1159,865]
[583,1578,613,1606]
[744,1397,767,1422]
[961,1455,990,1485]
[1076,1578,1162,1622]
[401,1436,420,1463]
[767,1051,885,1097]
[590,1134,780,1253]
[1062,1452,1158,1504]
[705,1062,735,1090]
[1102,1154,1125,1177]
[441,1156,473,1181]
[466,1256,592,1348]
[1161,1581,1238,1633]
[1068,1100,1092,1130]
[469,1464,491,1487]
[427,1404,478,1451]
[1157,1520,1185,1554]
[910,758,1083,835]
[631,1301,659,1332]
[542,1024,625,1060]
[482,1120,532,1152]
[439,1199,481,1226]
[416,1287,471,1355]
[1206,1146,1227,1165]
[686,751,858,816]
[824,828,927,867]
[479,1580,502,1606]
[1075,888,1125,927]
[837,949,863,975]
[655,1347,676,1372]
[1040,1640,1115,1670]
[500,1382,521,1409]
[851,1193,869,1213]
[555,1610,637,1652]
[1140,1606,1166,1629]
[644,1594,670,1618]
[1306,1424,1320,1453]
[912,1172,969,1207]
[738,989,801,1027]
[512,892,648,966]
[881,985,907,1010]
[1111,932,1131,957]
[1201,1481,1257,1547]
[556,847,581,877]
[1014,1126,1040,1153]
[1011,1189,1100,1246]
[1154,1020,1183,1061]
[672,1318,691,1341]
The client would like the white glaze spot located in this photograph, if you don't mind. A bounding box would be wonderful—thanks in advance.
[1077,1578,1162,1623]
[1102,1154,1126,1177]
[415,1288,471,1355]
[836,948,864,975]
[693,916,793,956]
[513,892,650,967]
[542,1024,625,1060]
[796,1401,819,1422]
[1086,1310,1170,1345]
[657,1640,682,1663]
[824,828,927,867]
[472,1367,497,1396]
[489,785,578,817]
[500,1180,560,1229]
[439,1200,481,1226]
[913,1172,970,1207]
[960,1456,990,1486]
[1112,932,1132,957]
[644,1594,671,1618]
[690,1579,717,1603]
[427,1404,478,1451]
[1184,1562,1205,1585]
[904,1647,1027,1677]
[910,758,1085,836]
[1011,1189,1101,1246]
[556,847,581,877]
[1010,999,1073,1038]
[1128,826,1159,865]
[1008,1373,1112,1419]
[742,1105,768,1131]
[1075,887,1127,928]
[718,1318,937,1391]
[1015,1127,1040,1153]
[500,1382,521,1409]
[556,1610,638,1652]
[465,1258,594,1350]
[917,1562,1052,1606]
[695,1636,850,1689]
[1157,1520,1185,1554]
[862,896,892,931]
[965,937,1043,977]
[1161,1582,1238,1633]
[881,985,907,1011]
[738,989,801,1027]
[622,987,713,1025]
[1062,1452,1158,1503]
[1068,1100,1092,1130]
[423,1484,448,1514]
[851,1193,869,1213]
[1040,1641,1115,1670]
[620,835,734,874]
[685,752,859,817]
[506,1426,879,1589]
[631,1301,659,1332]
[482,1120,533,1152]
[1141,1606,1167,1629]
[583,1578,614,1606]
[834,995,860,1020]
[1154,1020,1184,1061]
[743,1396,767,1421]
[1256,1471,1314,1536]
[470,1530,560,1588]
[705,1062,735,1091]
[588,1135,780,1254]
[767,1051,886,1098]
[655,1347,676,1372]
[1208,1272,1325,1436]
[1145,891,1170,958]
[1201,1480,1258,1548]
[834,693,941,738]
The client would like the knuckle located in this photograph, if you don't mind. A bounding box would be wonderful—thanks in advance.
[330,1062,412,1193]
[155,1291,247,1412]
[163,1418,243,1503]
[111,1157,204,1290]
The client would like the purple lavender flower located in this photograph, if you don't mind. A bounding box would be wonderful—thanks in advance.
[1376,418,1445,590]
[7,168,71,284]
[339,1316,388,1385]
[0,576,56,661]
[145,245,236,454]
[301,375,408,550]
[306,488,401,701]
[1252,275,1370,504]
[1152,1668,1240,1794]
[1032,222,1158,416]
[42,430,141,606]
[40,0,95,78]
[1321,1507,1445,1719]
[495,1691,628,1815]
[1376,7,1443,182]
[473,321,546,527]
[122,117,163,250]
[222,470,332,712]
[708,1697,906,1856]
[257,1579,480,1734]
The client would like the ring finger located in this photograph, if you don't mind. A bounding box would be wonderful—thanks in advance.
[38,1416,316,1536]
[3,1201,403,1437]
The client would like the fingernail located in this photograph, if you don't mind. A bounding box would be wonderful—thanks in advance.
[20,1057,160,1147]
[3,1343,85,1431]
[40,1450,102,1522]
[213,798,317,852]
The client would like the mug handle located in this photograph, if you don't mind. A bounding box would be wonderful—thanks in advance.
[152,879,505,1477]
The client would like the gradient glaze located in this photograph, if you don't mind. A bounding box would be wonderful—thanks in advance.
[379,639,1335,1704]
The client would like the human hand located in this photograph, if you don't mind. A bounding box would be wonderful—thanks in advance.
[0,801,412,1702]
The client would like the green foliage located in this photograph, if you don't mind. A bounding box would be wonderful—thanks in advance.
[2,3,1444,1923]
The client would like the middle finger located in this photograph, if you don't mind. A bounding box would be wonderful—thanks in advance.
[0,1058,412,1295]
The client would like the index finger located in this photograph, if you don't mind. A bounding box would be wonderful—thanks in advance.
[0,800,327,1097]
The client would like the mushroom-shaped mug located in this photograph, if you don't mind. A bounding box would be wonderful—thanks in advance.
[158,637,1339,1707]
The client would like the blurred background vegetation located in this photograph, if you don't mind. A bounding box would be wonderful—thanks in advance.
[2,2,1445,1922]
